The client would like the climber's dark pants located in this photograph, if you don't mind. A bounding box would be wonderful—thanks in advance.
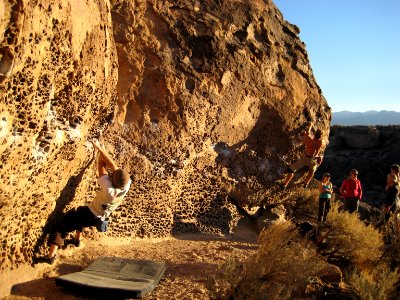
[344,197,359,214]
[384,205,398,222]
[49,206,98,247]
[318,197,331,222]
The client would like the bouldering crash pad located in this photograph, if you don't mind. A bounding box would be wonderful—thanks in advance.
[56,257,166,298]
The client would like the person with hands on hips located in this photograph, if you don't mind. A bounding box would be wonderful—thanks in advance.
[340,169,362,214]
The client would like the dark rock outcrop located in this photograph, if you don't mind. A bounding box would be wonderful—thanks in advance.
[317,125,400,206]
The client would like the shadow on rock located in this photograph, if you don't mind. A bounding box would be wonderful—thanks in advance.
[32,151,95,258]
[172,193,234,235]
[213,105,308,207]
[227,195,287,235]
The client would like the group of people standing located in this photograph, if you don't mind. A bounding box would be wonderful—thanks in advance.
[317,162,399,224]
[317,169,362,222]
[279,121,399,224]
[318,164,400,222]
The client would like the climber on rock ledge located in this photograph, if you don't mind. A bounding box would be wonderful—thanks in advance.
[34,139,131,265]
[280,122,325,190]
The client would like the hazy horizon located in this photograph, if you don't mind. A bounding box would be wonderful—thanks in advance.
[331,110,400,125]
[332,109,400,113]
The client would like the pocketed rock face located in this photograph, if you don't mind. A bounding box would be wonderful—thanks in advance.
[104,0,330,238]
[0,0,117,271]
[0,0,330,271]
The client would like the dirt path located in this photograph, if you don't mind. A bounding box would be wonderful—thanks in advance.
[4,220,258,299]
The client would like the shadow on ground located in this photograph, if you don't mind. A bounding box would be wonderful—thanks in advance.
[11,263,85,299]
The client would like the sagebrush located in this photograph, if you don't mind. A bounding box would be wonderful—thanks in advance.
[322,200,382,268]
[209,190,399,299]
[208,221,330,300]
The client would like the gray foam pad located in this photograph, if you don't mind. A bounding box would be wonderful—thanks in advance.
[56,257,166,298]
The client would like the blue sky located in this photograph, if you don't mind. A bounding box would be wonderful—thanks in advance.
[273,0,400,112]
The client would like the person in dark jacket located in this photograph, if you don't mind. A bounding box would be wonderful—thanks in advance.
[340,169,362,213]
[383,174,399,222]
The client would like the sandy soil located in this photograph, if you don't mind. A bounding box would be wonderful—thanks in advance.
[2,219,258,300]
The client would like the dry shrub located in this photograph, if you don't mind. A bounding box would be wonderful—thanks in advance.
[350,264,398,300]
[320,201,399,299]
[208,221,329,300]
[322,201,383,268]
[286,187,330,221]
[382,213,400,270]
[291,188,320,216]
[207,257,244,299]
[208,196,398,299]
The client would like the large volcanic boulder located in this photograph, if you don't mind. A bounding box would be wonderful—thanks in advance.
[0,0,330,272]
[104,0,330,238]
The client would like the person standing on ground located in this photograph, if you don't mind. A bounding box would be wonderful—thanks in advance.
[385,164,399,192]
[35,139,131,264]
[382,174,399,222]
[340,169,362,213]
[281,122,325,189]
[318,173,333,223]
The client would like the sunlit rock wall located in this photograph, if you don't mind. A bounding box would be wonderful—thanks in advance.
[104,0,330,239]
[0,0,331,271]
[0,0,117,270]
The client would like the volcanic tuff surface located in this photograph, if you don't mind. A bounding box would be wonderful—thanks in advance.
[0,0,330,271]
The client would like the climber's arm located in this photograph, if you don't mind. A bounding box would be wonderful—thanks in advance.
[92,139,118,175]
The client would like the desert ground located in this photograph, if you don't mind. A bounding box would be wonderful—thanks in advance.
[3,219,258,300]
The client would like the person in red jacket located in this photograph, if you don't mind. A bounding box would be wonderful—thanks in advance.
[340,169,362,213]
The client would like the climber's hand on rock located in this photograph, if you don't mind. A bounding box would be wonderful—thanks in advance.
[91,139,102,150]
[85,140,94,150]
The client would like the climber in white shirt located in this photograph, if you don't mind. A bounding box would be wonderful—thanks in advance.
[34,139,131,265]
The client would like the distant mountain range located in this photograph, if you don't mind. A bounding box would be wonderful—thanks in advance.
[331,110,400,126]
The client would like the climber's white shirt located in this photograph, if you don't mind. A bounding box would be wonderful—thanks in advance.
[88,174,131,218]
